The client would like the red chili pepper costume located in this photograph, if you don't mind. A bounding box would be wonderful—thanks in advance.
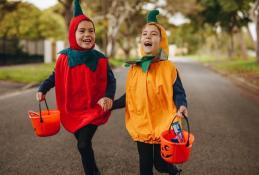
[55,7,110,133]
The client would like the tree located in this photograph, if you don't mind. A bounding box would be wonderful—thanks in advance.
[39,10,66,40]
[0,2,42,39]
[57,0,149,57]
[251,0,259,62]
[95,0,145,57]
[117,11,146,58]
[57,0,73,29]
[0,2,66,40]
[0,0,20,21]
[197,0,253,58]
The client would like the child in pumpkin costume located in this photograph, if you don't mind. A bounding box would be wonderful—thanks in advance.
[36,1,116,174]
[112,10,187,175]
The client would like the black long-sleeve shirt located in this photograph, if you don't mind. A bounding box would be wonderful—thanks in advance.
[112,71,187,110]
[38,64,116,99]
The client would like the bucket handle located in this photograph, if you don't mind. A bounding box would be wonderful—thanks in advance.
[39,99,50,123]
[169,114,191,147]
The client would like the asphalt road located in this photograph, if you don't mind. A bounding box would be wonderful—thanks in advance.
[0,59,259,175]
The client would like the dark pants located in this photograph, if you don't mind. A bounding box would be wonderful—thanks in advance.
[74,124,100,175]
[137,141,179,175]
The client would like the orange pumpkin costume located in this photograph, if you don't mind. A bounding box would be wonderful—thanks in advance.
[125,10,181,144]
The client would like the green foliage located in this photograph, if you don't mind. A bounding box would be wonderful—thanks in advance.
[0,2,66,40]
[109,58,125,68]
[95,20,106,48]
[198,0,252,33]
[0,3,42,39]
[169,23,207,53]
[39,10,66,40]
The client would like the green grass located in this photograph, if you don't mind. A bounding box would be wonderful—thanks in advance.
[0,58,126,84]
[182,55,217,62]
[185,55,259,74]
[0,58,127,84]
[212,60,259,74]
[0,63,55,84]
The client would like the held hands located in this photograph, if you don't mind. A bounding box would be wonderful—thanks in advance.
[97,97,113,112]
[36,92,45,101]
[177,105,188,118]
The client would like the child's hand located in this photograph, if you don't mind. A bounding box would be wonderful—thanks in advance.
[177,105,188,118]
[97,97,113,112]
[36,92,45,101]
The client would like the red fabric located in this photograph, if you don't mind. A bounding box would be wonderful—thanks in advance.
[68,15,95,50]
[55,54,110,133]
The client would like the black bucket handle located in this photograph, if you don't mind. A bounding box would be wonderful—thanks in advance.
[169,114,191,147]
[39,99,50,123]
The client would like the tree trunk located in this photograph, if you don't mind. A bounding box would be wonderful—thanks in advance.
[58,0,73,30]
[253,0,259,62]
[256,12,259,62]
[105,0,143,57]
[228,33,234,58]
[238,30,247,60]
[246,25,256,50]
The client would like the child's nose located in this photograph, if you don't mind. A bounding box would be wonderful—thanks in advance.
[146,33,151,38]
[84,32,90,36]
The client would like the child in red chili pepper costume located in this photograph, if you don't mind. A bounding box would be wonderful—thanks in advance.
[36,1,116,174]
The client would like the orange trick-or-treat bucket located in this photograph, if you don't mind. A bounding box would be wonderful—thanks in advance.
[160,114,195,164]
[28,99,60,137]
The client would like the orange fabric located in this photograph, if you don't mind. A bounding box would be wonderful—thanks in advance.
[125,60,179,144]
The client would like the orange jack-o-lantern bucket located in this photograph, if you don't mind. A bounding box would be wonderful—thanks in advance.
[28,99,60,137]
[160,115,194,164]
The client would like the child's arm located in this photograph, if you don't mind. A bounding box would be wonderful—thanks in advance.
[36,71,55,101]
[173,70,188,117]
[105,65,116,99]
[97,65,116,111]
[111,93,126,110]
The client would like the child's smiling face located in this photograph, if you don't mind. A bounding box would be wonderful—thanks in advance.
[75,20,95,49]
[141,24,161,56]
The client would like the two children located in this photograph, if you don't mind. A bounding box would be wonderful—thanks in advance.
[36,1,188,174]
[36,0,116,175]
[112,10,188,175]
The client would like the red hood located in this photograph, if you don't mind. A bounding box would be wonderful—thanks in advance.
[68,15,95,51]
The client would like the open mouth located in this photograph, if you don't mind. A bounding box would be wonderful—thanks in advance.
[82,38,92,44]
[144,41,152,47]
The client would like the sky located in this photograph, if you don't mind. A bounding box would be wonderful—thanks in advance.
[24,0,58,10]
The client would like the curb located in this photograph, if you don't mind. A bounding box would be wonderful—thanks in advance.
[0,88,36,100]
[0,82,39,100]
[21,83,39,90]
